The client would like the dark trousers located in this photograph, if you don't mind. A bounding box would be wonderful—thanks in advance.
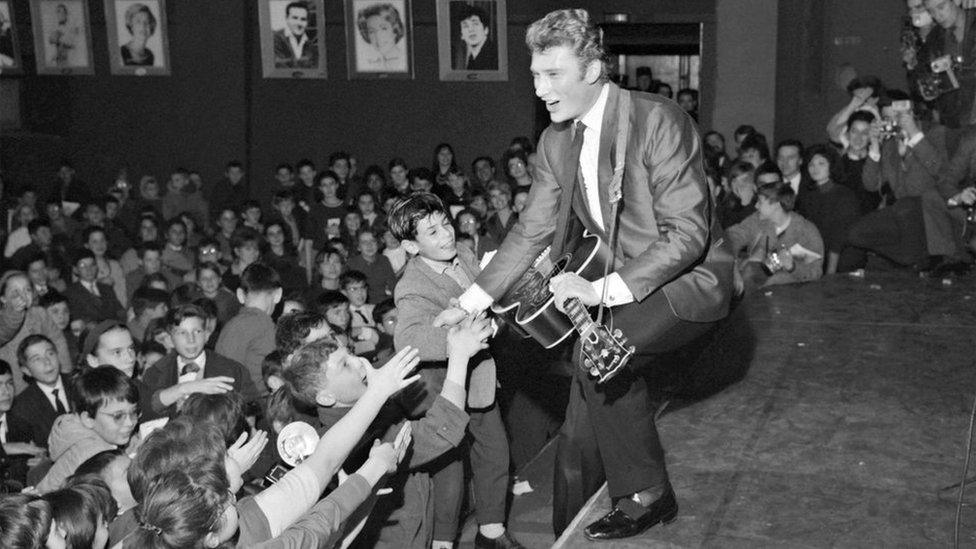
[552,290,717,534]
[840,196,927,270]
[407,367,510,540]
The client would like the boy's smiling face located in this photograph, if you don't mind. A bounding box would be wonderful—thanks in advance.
[403,212,457,262]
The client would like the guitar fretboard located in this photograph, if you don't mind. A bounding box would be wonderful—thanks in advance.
[563,297,595,337]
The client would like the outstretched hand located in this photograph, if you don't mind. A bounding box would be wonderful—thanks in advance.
[227,430,269,472]
[447,313,493,359]
[366,346,421,397]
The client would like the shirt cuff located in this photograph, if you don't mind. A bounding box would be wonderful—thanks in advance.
[590,273,634,307]
[458,283,493,314]
[906,132,925,148]
[868,149,881,162]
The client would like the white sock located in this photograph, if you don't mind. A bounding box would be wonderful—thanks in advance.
[479,523,505,539]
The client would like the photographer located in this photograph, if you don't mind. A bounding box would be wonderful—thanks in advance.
[843,91,969,275]
[938,125,976,250]
[923,0,976,128]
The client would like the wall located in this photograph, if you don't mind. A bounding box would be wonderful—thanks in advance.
[712,0,778,141]
[4,0,730,202]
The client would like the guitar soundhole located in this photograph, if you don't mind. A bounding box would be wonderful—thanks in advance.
[505,256,570,318]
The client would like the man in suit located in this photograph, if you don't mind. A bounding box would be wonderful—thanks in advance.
[63,249,125,325]
[7,335,72,448]
[391,193,519,549]
[452,9,734,541]
[140,304,258,422]
[273,1,318,69]
[452,4,497,71]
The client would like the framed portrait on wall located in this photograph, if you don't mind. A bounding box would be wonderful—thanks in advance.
[258,0,327,79]
[104,0,170,76]
[0,1,24,74]
[29,0,95,74]
[344,0,413,79]
[436,0,507,81]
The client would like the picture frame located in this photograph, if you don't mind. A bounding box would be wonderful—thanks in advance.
[29,0,95,75]
[436,0,507,81]
[104,0,171,76]
[344,0,413,79]
[258,0,327,79]
[0,1,24,75]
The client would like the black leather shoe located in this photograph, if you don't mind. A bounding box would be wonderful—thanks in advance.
[474,530,526,549]
[930,258,972,278]
[583,488,678,541]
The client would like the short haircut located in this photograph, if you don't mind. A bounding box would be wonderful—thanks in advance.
[472,155,495,170]
[387,192,448,241]
[164,217,186,233]
[225,160,243,170]
[240,199,262,215]
[339,270,368,290]
[285,1,308,17]
[728,160,755,180]
[775,139,804,157]
[526,9,607,80]
[276,312,329,357]
[70,365,139,418]
[240,262,282,294]
[317,290,349,312]
[846,110,876,129]
[756,181,797,212]
[230,226,261,252]
[356,3,405,44]
[71,247,96,267]
[296,158,315,172]
[754,160,783,181]
[131,287,169,317]
[82,225,107,245]
[164,303,206,330]
[38,290,68,309]
[178,392,248,447]
[17,334,54,371]
[282,337,339,406]
[734,125,756,139]
[27,218,50,235]
[407,167,434,186]
[127,417,226,503]
[275,162,293,174]
[457,3,489,27]
[739,132,770,160]
[328,151,351,167]
[677,88,698,101]
[388,157,408,171]
[879,88,911,107]
[137,241,163,259]
[0,494,52,549]
[43,481,116,549]
[846,75,883,98]
[372,298,396,324]
[74,449,126,479]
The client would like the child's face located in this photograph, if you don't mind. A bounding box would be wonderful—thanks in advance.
[318,253,343,279]
[24,340,59,385]
[378,309,398,335]
[86,231,108,257]
[83,398,138,447]
[342,281,368,307]
[244,207,262,224]
[75,257,99,283]
[198,268,221,295]
[235,241,260,265]
[325,303,351,330]
[170,317,207,360]
[90,328,137,378]
[167,224,186,246]
[405,212,456,261]
[46,302,70,331]
[344,212,362,231]
[323,346,369,406]
[357,232,379,258]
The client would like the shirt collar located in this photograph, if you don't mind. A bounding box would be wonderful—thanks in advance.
[420,255,460,275]
[40,377,65,396]
[577,83,611,132]
[177,351,206,371]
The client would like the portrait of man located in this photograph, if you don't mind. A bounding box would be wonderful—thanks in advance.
[273,0,318,68]
[451,2,496,71]
[30,0,94,74]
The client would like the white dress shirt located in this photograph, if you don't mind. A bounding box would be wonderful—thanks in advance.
[40,378,70,412]
[0,412,7,443]
[177,352,207,384]
[786,172,801,196]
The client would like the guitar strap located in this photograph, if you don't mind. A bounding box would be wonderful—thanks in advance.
[595,90,632,326]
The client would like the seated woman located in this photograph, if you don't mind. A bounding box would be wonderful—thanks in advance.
[796,143,861,274]
[726,181,825,292]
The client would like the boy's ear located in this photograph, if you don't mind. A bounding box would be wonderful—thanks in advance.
[314,389,336,408]
[236,288,246,305]
[85,354,100,369]
[401,239,419,255]
[273,288,283,304]
[79,411,96,429]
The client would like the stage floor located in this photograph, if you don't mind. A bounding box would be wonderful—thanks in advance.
[463,271,976,548]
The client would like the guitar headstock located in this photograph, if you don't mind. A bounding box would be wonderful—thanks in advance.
[580,325,635,384]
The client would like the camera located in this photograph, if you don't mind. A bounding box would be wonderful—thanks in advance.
[880,120,901,140]
[762,251,787,275]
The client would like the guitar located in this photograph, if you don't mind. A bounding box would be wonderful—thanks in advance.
[491,231,635,383]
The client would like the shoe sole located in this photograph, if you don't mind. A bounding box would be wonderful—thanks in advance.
[582,506,679,541]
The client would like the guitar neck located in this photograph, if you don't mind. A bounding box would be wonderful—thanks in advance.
[563,297,596,336]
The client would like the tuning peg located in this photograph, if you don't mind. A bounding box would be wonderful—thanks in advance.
[590,367,600,377]
[612,329,623,338]
[600,349,609,357]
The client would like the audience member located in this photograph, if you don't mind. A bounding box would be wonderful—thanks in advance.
[796,144,860,273]
[0,272,72,392]
[347,230,397,303]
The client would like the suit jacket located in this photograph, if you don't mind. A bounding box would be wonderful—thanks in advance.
[7,382,69,447]
[453,38,497,71]
[140,351,259,422]
[863,127,947,200]
[394,245,495,408]
[475,84,734,325]
[63,282,126,324]
[273,28,318,69]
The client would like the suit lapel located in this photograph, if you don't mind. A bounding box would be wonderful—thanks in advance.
[412,257,463,301]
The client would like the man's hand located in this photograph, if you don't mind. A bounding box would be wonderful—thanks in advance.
[180,376,235,396]
[898,112,921,139]
[433,307,468,328]
[227,430,269,473]
[447,313,492,359]
[365,346,421,398]
[549,272,600,313]
[951,187,976,207]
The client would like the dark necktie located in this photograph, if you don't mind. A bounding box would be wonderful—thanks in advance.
[51,388,67,414]
[355,310,371,325]
[572,121,587,172]
[181,362,200,376]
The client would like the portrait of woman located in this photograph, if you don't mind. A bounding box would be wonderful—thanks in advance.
[120,2,155,65]
[104,0,170,75]
[346,0,412,78]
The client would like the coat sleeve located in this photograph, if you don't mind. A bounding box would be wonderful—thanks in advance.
[400,396,468,469]
[393,285,451,362]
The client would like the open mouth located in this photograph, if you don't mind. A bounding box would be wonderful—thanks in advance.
[546,100,559,111]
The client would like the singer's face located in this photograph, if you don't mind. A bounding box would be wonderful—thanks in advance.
[531,45,603,124]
